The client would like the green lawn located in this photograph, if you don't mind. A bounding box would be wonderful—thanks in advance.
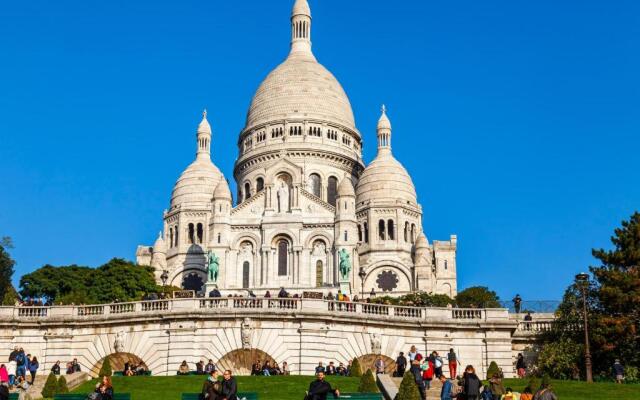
[72,375,360,400]
[500,378,640,400]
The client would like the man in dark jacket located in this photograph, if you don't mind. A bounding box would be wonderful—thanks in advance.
[220,370,237,400]
[307,371,339,400]
[395,352,407,377]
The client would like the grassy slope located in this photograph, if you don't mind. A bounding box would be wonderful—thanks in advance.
[501,378,640,400]
[72,375,360,400]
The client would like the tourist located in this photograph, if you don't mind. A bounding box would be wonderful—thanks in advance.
[28,356,38,384]
[501,387,520,400]
[422,355,434,390]
[306,371,340,400]
[94,375,113,400]
[0,382,8,400]
[613,359,625,383]
[134,363,147,376]
[369,288,376,298]
[346,360,352,376]
[375,357,385,375]
[408,345,418,362]
[447,349,459,379]
[0,365,7,385]
[325,362,336,375]
[251,361,261,376]
[335,362,346,376]
[520,387,533,400]
[8,347,18,363]
[282,361,290,376]
[315,362,325,374]
[512,294,522,314]
[264,291,271,298]
[278,287,289,298]
[196,360,205,375]
[262,361,271,376]
[124,362,134,377]
[221,370,237,400]
[71,358,82,373]
[516,354,526,378]
[201,370,221,400]
[178,360,190,375]
[15,349,26,379]
[489,373,505,400]
[395,352,407,377]
[433,352,443,378]
[439,375,453,400]
[205,360,216,374]
[51,361,61,375]
[411,354,426,400]
[15,376,29,391]
[523,313,533,331]
[532,383,557,400]
[272,362,282,375]
[462,365,481,400]
[6,359,15,387]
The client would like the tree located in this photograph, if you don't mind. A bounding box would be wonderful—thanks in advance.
[0,237,16,302]
[41,372,58,398]
[536,337,582,380]
[99,358,113,377]
[358,369,379,393]
[455,286,500,308]
[350,357,363,378]
[56,375,69,394]
[486,361,501,380]
[396,372,421,400]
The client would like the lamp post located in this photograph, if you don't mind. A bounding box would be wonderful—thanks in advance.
[358,267,366,298]
[575,272,593,383]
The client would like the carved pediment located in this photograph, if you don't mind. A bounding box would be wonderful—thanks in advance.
[231,191,266,218]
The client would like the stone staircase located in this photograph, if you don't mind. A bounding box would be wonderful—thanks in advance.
[11,372,89,399]
[378,375,457,400]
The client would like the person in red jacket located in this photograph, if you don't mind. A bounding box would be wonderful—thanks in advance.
[422,358,435,390]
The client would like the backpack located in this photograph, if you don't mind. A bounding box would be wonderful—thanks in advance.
[481,389,493,400]
[15,354,25,367]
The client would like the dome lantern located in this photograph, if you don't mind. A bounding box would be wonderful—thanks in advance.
[290,0,313,59]
[377,104,392,153]
[196,109,212,160]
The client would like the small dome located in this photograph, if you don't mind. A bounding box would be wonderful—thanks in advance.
[198,110,211,134]
[415,233,429,249]
[214,179,232,200]
[338,177,355,197]
[170,159,223,209]
[292,0,311,16]
[356,152,417,205]
[377,106,391,131]
[153,232,167,254]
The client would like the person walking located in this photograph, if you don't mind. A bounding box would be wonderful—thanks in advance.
[0,365,8,385]
[221,370,237,400]
[395,352,407,377]
[433,352,443,378]
[613,359,625,383]
[306,371,339,400]
[6,360,15,388]
[462,365,481,400]
[447,349,459,379]
[28,356,38,384]
[516,354,526,378]
[533,383,557,400]
[439,375,453,400]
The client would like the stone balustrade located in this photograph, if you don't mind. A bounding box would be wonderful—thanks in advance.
[0,298,511,323]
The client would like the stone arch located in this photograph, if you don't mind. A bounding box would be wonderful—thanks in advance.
[169,266,205,290]
[217,349,276,376]
[356,354,396,375]
[92,352,148,376]
[231,232,261,251]
[304,231,333,249]
[267,230,298,247]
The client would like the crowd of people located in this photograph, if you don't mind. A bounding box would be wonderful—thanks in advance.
[250,360,290,376]
[0,347,39,390]
[313,361,351,376]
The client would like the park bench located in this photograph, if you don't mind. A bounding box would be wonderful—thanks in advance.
[182,392,258,400]
[9,393,18,400]
[338,394,383,400]
[54,393,132,400]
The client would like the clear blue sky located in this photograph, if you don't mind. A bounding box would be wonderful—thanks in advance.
[1,0,638,301]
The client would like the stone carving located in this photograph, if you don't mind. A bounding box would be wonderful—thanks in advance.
[114,330,126,353]
[376,270,399,292]
[370,333,382,354]
[277,182,289,213]
[206,251,220,283]
[240,242,253,256]
[241,317,253,349]
[312,241,326,256]
[338,248,351,281]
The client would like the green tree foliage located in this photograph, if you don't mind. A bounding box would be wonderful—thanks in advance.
[358,369,379,393]
[350,358,363,378]
[0,237,16,302]
[2,285,20,306]
[396,371,421,400]
[56,375,69,394]
[536,337,582,380]
[486,361,501,380]
[369,292,452,307]
[99,358,113,377]
[456,286,501,308]
[41,372,58,398]
[523,375,541,394]
[20,258,159,304]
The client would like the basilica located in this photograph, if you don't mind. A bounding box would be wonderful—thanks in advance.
[136,0,458,297]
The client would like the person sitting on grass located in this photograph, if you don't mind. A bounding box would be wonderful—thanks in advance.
[251,361,261,376]
[91,376,113,400]
[262,360,272,376]
[272,362,282,375]
[306,371,339,400]
[124,362,134,377]
[196,360,205,375]
[201,370,221,400]
[205,360,216,374]
[221,370,237,400]
[282,361,290,376]
[178,360,190,375]
[51,361,61,375]
[519,387,533,400]
[532,383,557,400]
[335,362,346,376]
[501,387,520,400]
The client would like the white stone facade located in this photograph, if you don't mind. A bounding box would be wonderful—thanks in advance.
[137,0,457,298]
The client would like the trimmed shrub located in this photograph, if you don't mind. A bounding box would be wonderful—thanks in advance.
[396,372,421,400]
[358,369,379,393]
[523,375,541,394]
[350,358,363,378]
[541,374,551,387]
[486,361,501,380]
[99,359,113,377]
[56,375,69,394]
[41,372,58,398]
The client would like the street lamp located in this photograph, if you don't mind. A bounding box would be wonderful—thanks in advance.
[575,272,593,383]
[358,267,366,298]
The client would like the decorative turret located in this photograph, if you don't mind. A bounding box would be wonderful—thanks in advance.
[151,232,167,272]
[290,0,314,59]
[197,109,211,160]
[210,179,232,247]
[377,104,392,152]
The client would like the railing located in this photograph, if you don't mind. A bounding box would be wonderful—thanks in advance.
[267,299,299,310]
[109,303,136,314]
[517,320,553,332]
[141,300,169,312]
[77,305,104,316]
[452,308,484,319]
[393,306,424,319]
[17,307,49,318]
[497,300,560,313]
[199,299,229,309]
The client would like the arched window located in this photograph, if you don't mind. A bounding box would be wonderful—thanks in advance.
[411,224,416,244]
[256,177,264,192]
[388,220,395,240]
[344,230,348,241]
[309,173,321,197]
[404,222,409,242]
[277,240,288,276]
[197,223,204,244]
[174,226,179,247]
[316,260,323,287]
[358,225,363,242]
[242,261,250,289]
[217,233,221,244]
[327,176,338,206]
[364,222,369,243]
[169,228,174,248]
[188,223,195,244]
[244,182,251,201]
[378,220,386,240]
